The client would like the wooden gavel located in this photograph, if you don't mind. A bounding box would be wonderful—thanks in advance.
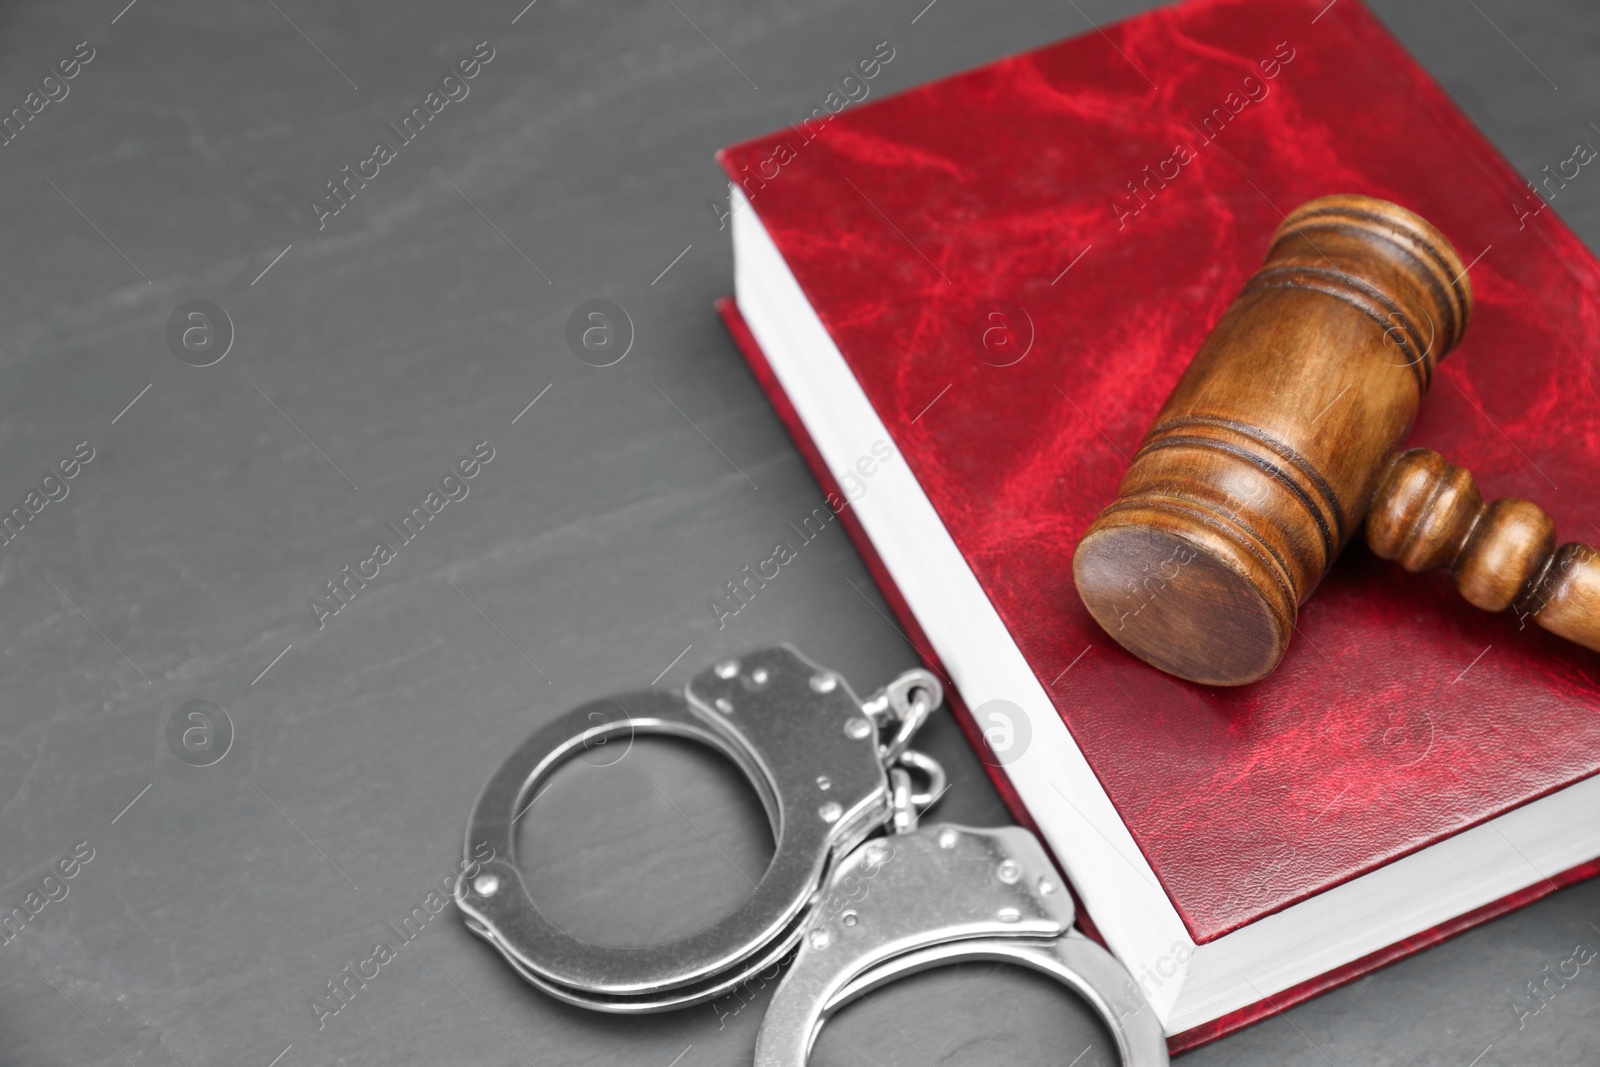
[1073,194,1600,686]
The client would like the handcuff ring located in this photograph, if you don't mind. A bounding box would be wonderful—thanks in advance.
[455,645,943,1012]
[754,823,1170,1066]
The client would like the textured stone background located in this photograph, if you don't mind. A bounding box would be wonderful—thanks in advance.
[0,1,1594,1064]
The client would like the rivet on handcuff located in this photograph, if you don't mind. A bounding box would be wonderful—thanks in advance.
[453,645,1169,1066]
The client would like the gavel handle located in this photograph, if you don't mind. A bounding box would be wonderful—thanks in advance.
[1366,449,1600,654]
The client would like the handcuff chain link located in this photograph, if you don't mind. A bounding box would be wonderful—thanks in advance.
[861,668,947,835]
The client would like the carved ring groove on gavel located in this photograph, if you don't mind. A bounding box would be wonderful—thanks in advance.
[1073,194,1600,686]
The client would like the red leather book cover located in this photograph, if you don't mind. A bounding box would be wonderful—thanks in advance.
[717,0,1600,950]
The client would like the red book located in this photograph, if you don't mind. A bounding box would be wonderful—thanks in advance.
[715,0,1600,1049]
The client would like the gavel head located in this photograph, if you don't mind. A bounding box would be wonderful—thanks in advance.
[1072,194,1473,686]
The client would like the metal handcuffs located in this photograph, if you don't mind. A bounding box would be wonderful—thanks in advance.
[454,645,1169,1066]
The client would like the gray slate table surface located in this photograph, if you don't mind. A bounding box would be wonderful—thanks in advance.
[1,1,1596,1064]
